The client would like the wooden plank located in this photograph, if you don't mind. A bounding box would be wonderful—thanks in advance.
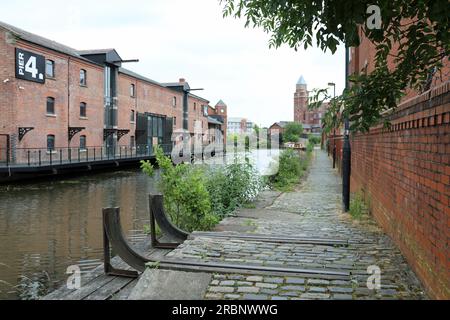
[109,279,138,300]
[84,277,135,300]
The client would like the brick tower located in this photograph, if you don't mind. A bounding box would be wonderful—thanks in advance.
[294,75,309,123]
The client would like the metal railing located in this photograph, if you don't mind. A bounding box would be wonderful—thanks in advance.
[0,144,173,167]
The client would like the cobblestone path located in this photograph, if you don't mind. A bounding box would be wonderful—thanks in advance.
[167,149,427,300]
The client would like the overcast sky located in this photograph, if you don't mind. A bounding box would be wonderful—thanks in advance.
[2,0,345,127]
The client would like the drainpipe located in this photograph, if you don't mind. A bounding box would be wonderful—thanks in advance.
[67,57,71,148]
[342,46,351,212]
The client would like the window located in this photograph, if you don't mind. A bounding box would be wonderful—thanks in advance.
[80,135,86,150]
[46,97,55,115]
[130,136,135,148]
[130,84,135,97]
[172,97,177,107]
[80,69,87,86]
[80,102,87,117]
[173,117,176,126]
[46,60,54,78]
[194,103,196,111]
[47,135,55,151]
[152,117,158,136]
[130,110,135,122]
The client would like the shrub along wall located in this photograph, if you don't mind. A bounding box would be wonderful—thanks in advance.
[350,81,450,299]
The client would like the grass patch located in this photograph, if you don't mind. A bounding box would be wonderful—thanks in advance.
[349,191,370,219]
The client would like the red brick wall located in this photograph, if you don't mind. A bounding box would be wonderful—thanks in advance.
[350,82,450,299]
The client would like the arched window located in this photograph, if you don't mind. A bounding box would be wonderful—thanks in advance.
[47,135,55,151]
[46,97,55,115]
[80,135,86,150]
[80,102,87,117]
[80,69,87,86]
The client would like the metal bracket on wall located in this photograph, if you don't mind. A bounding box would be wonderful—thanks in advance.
[68,127,85,142]
[18,127,34,141]
[103,129,117,141]
[117,129,130,141]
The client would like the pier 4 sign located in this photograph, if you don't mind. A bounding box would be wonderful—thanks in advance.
[15,48,46,83]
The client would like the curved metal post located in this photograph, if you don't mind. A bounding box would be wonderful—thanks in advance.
[149,194,189,249]
[103,207,149,276]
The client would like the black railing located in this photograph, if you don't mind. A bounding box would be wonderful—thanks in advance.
[0,144,174,167]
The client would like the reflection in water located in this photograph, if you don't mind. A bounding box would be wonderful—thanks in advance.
[0,150,277,300]
[0,169,159,300]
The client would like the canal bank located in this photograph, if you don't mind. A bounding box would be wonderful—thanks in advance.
[41,149,426,300]
[0,149,277,300]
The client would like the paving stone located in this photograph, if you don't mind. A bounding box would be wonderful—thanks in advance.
[271,296,289,300]
[237,287,260,294]
[329,287,353,294]
[260,289,279,295]
[246,276,263,282]
[243,294,269,300]
[255,282,278,289]
[285,278,305,284]
[220,281,236,286]
[308,286,327,293]
[300,293,331,300]
[209,286,235,293]
[264,277,284,284]
[307,279,330,286]
[281,285,306,292]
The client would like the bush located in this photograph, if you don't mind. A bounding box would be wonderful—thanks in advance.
[205,160,264,217]
[283,122,303,143]
[141,147,218,232]
[308,135,321,145]
[271,149,303,191]
[141,147,265,231]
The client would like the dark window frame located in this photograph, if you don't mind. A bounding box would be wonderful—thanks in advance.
[46,97,55,115]
[80,102,87,118]
[130,84,136,97]
[130,109,135,122]
[79,135,87,150]
[47,135,55,151]
[45,60,55,78]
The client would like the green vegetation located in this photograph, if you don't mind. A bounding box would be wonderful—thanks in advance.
[349,191,370,219]
[283,122,303,143]
[221,0,449,133]
[308,135,321,146]
[141,147,265,232]
[270,140,315,191]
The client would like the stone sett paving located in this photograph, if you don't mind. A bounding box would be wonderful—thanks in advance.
[167,149,427,300]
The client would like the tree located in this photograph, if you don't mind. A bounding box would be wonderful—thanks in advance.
[283,122,303,143]
[221,0,449,132]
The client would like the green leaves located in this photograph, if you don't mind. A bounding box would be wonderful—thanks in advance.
[283,122,303,143]
[222,0,449,133]
[142,146,265,232]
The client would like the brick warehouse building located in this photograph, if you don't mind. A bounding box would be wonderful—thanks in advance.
[340,25,449,298]
[0,21,227,169]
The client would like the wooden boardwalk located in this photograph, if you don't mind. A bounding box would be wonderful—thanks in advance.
[42,237,170,300]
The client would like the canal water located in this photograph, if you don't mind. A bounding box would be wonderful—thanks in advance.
[0,149,279,300]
